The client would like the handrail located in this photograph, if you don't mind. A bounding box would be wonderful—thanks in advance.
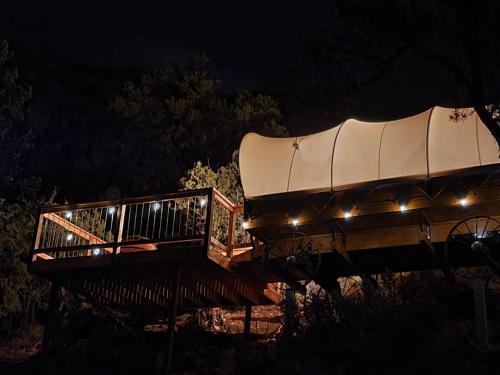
[212,188,236,210]
[39,188,213,214]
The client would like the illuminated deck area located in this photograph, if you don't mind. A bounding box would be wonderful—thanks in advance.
[30,167,500,313]
[30,188,281,314]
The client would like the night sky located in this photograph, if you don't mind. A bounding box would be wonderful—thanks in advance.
[0,0,470,132]
[1,1,334,91]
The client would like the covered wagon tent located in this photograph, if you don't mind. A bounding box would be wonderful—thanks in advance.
[238,107,500,283]
[240,106,499,198]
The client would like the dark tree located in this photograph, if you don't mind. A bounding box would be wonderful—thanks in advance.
[0,40,32,192]
[309,0,500,145]
[0,40,44,338]
[113,55,285,195]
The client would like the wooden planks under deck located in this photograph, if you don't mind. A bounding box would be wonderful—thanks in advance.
[32,244,280,320]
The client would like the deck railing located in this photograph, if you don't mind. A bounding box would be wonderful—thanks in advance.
[210,190,251,258]
[31,188,250,263]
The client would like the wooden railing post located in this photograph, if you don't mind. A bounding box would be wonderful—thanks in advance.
[165,266,182,375]
[473,278,489,347]
[42,281,61,357]
[113,204,126,260]
[244,304,252,337]
[29,208,43,267]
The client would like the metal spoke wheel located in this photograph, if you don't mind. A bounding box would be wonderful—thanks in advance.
[445,216,500,294]
[265,231,321,290]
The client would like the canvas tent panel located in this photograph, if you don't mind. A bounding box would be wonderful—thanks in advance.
[238,133,296,198]
[332,119,386,188]
[239,106,500,199]
[476,113,500,166]
[428,107,480,175]
[379,110,430,180]
[288,127,338,193]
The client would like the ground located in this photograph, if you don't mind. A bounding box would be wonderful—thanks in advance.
[0,306,283,375]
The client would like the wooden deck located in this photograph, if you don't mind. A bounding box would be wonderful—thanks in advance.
[30,169,500,314]
[30,188,281,317]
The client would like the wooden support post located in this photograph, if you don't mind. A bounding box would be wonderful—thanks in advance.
[332,278,341,295]
[244,304,252,337]
[30,209,43,267]
[41,281,60,357]
[283,287,296,336]
[473,278,489,347]
[165,267,182,375]
[112,204,126,261]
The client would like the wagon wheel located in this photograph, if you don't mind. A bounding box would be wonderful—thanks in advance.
[265,231,321,290]
[444,216,500,294]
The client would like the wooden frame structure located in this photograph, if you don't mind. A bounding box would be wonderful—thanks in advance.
[31,168,500,308]
[242,166,500,283]
[30,166,500,371]
[30,187,280,303]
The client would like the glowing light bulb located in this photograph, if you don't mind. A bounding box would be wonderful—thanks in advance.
[200,198,207,207]
[92,248,101,256]
[344,211,352,219]
[152,202,161,212]
[108,206,116,215]
[400,204,407,213]
[64,211,72,220]
[291,218,299,226]
[459,197,468,207]
[242,221,249,230]
[66,233,74,241]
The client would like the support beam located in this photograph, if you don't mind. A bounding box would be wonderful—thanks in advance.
[42,281,61,357]
[473,278,489,347]
[244,305,252,337]
[283,288,296,336]
[165,267,182,375]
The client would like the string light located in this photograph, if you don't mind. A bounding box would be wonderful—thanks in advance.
[459,197,468,207]
[200,198,207,207]
[66,233,74,241]
[242,221,249,230]
[108,206,116,215]
[64,211,72,220]
[152,202,161,212]
[344,211,352,219]
[92,248,102,256]
[399,204,407,213]
[291,218,299,226]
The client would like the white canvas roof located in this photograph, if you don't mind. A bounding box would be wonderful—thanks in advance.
[239,107,500,199]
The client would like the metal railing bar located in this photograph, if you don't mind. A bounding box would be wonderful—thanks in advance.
[172,200,177,238]
[146,202,151,239]
[139,203,145,241]
[166,200,170,239]
[133,204,138,241]
[158,200,164,240]
[185,198,190,237]
[126,205,132,243]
